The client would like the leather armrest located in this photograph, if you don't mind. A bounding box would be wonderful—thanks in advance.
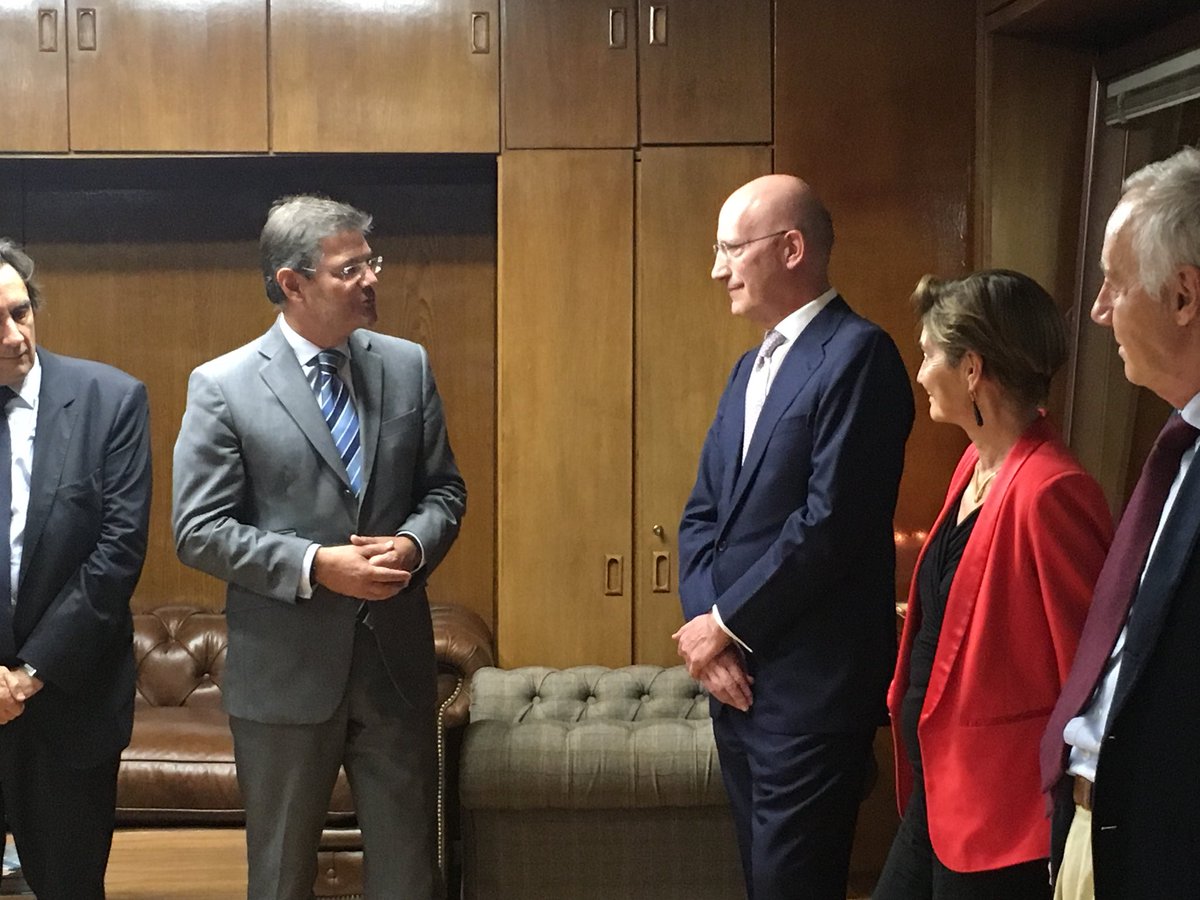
[432,604,495,729]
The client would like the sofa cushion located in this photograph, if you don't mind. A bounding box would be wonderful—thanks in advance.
[469,665,711,723]
[133,607,227,710]
[117,706,356,826]
[461,665,724,811]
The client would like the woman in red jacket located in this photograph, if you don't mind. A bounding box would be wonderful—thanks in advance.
[874,270,1113,899]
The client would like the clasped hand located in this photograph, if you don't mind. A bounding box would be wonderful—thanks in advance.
[672,613,753,712]
[313,535,421,602]
[0,666,43,724]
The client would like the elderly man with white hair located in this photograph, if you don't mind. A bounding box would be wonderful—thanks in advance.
[1042,145,1200,899]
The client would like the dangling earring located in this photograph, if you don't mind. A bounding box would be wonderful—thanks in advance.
[970,390,984,427]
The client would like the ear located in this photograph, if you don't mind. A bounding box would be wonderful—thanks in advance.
[961,349,984,391]
[1173,264,1200,326]
[782,228,806,270]
[275,267,307,305]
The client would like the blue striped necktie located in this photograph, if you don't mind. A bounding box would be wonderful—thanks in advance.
[311,350,363,495]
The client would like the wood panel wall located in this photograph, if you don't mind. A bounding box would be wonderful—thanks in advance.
[775,0,977,535]
[0,157,495,622]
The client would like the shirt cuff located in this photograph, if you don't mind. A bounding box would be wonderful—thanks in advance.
[398,532,425,572]
[298,543,319,599]
[712,605,752,654]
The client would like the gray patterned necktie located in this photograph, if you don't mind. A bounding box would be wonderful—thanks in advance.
[743,330,788,461]
[311,350,363,494]
[755,329,786,369]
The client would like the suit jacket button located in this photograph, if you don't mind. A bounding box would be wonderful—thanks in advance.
[717,540,727,551]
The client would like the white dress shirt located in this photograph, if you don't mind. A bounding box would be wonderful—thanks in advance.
[6,355,41,608]
[1064,391,1200,780]
[716,288,838,652]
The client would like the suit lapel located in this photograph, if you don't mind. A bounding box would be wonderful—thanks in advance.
[20,350,76,587]
[1111,457,1200,720]
[920,419,1051,717]
[725,298,843,517]
[349,331,382,493]
[257,323,354,492]
[717,352,753,507]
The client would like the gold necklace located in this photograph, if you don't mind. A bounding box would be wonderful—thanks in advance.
[972,463,997,503]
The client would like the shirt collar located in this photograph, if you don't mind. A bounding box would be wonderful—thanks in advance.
[8,352,41,409]
[1179,391,1200,430]
[277,313,351,367]
[771,287,837,345]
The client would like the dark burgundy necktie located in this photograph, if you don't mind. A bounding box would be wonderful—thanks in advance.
[1041,412,1200,789]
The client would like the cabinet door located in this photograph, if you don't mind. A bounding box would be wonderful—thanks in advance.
[502,0,637,148]
[639,0,772,144]
[272,0,499,153]
[0,1,68,151]
[634,146,769,665]
[66,1,268,151]
[497,150,634,668]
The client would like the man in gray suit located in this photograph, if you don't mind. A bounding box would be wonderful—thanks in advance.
[173,195,466,899]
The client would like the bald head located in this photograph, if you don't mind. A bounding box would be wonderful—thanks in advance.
[724,174,834,271]
[712,175,834,327]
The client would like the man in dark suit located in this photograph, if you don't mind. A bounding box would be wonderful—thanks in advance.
[173,195,466,899]
[0,239,152,899]
[1041,147,1200,899]
[675,175,913,899]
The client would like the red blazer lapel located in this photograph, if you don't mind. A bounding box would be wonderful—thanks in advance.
[920,417,1054,719]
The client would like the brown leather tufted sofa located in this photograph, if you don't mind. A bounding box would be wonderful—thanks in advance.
[116,603,494,899]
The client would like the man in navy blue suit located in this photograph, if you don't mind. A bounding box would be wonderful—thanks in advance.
[675,175,913,899]
[0,239,151,899]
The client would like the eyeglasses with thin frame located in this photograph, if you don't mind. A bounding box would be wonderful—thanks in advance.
[300,255,384,281]
[712,230,794,260]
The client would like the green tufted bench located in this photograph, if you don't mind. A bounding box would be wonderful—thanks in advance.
[459,664,743,900]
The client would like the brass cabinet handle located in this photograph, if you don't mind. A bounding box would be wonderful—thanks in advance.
[652,551,671,593]
[77,7,97,51]
[608,7,627,49]
[648,4,667,45]
[470,12,490,54]
[652,524,665,537]
[604,554,624,596]
[38,8,58,52]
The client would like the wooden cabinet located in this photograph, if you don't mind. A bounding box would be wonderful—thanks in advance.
[0,2,69,151]
[69,0,268,151]
[502,0,771,149]
[497,146,770,668]
[502,0,637,149]
[497,150,635,668]
[638,0,772,145]
[6,0,505,155]
[0,0,268,152]
[271,0,499,153]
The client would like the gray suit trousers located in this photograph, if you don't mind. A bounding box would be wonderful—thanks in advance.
[230,623,438,900]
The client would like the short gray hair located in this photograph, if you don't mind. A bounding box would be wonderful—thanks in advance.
[260,195,373,305]
[0,238,42,311]
[1120,146,1200,298]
